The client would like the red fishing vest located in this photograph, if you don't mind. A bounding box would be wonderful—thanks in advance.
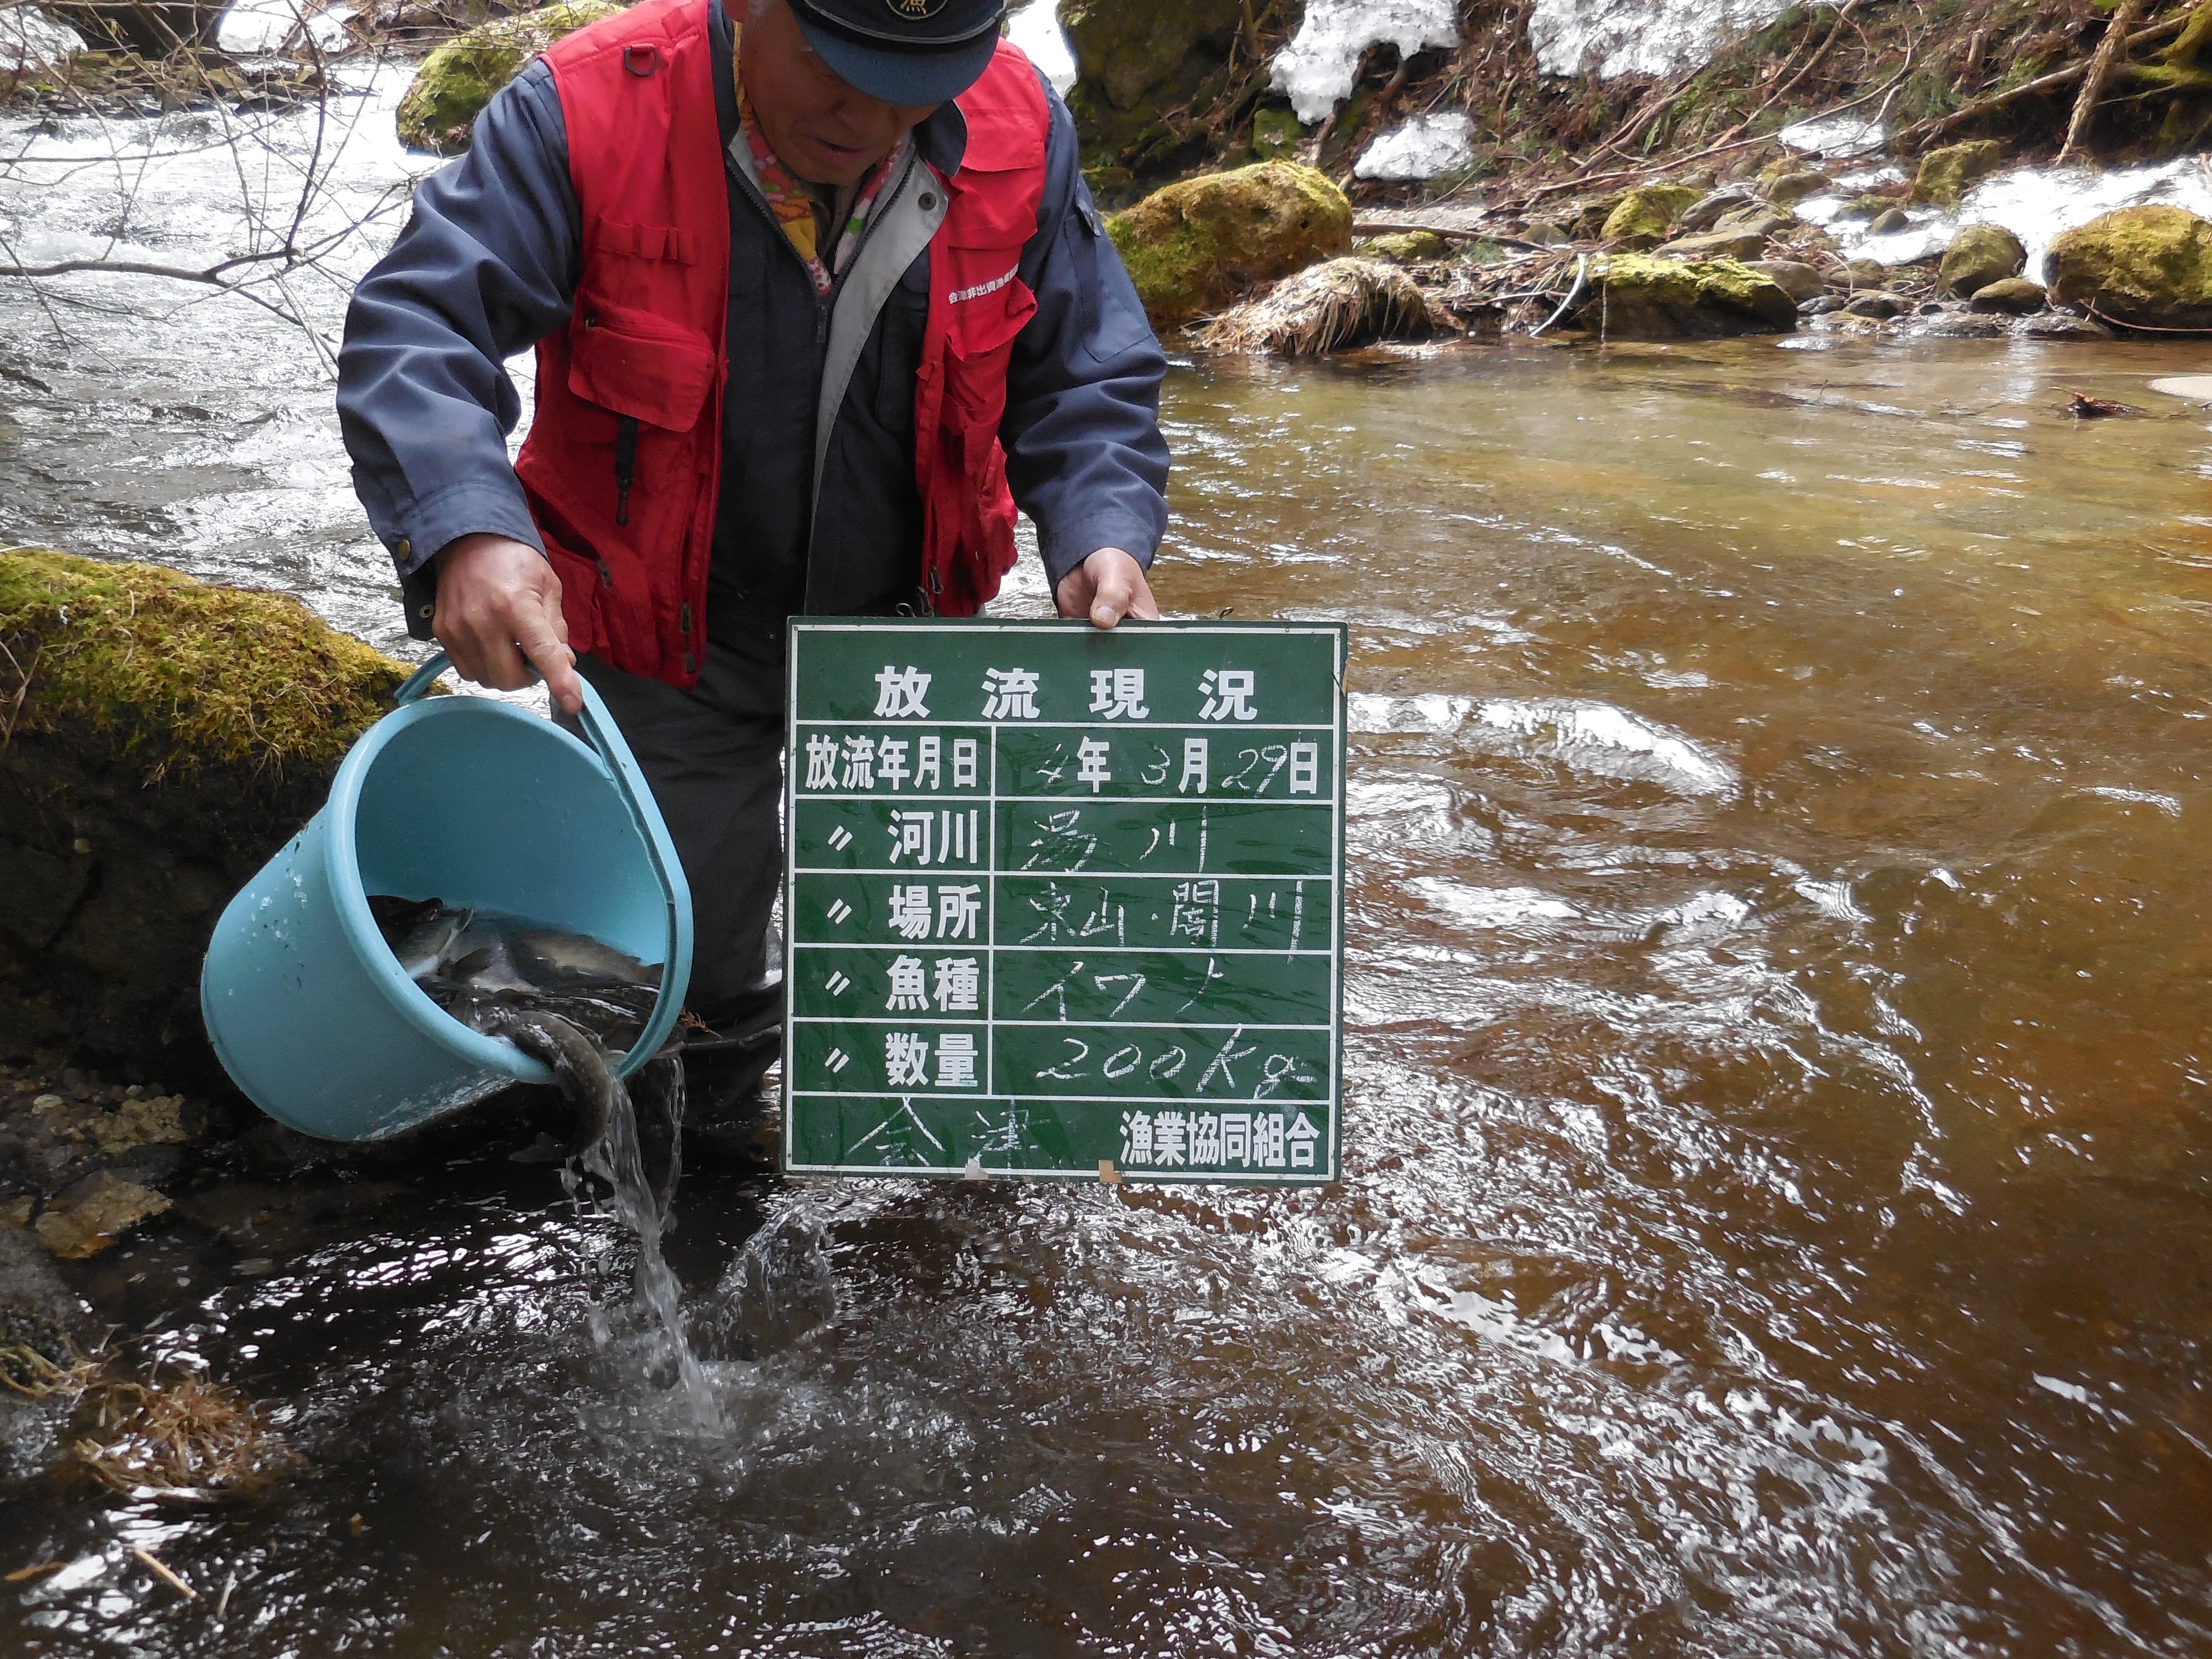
[515,0,1048,688]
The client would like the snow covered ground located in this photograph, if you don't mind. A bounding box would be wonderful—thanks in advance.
[1529,0,1791,79]
[1269,0,1460,124]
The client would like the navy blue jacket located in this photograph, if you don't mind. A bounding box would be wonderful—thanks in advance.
[337,11,1169,660]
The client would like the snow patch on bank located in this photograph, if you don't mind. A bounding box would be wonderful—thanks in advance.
[1355,112,1475,180]
[0,5,83,71]
[215,0,350,55]
[1006,0,1075,97]
[1530,0,1790,79]
[1272,0,1460,124]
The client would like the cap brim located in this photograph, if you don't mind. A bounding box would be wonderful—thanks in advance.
[793,14,1000,107]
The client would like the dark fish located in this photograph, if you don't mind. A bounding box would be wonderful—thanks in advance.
[369,895,663,1154]
[452,994,620,1157]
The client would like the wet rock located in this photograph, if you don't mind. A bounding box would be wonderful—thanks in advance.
[1970,277,2048,315]
[1195,257,1441,354]
[2047,204,2212,331]
[394,0,621,156]
[1746,259,1825,303]
[1845,291,1907,319]
[0,1228,91,1481]
[1914,313,2009,338]
[1107,162,1352,325]
[1064,0,1246,180]
[33,1172,170,1259]
[2018,310,2113,341]
[1675,188,1756,234]
[1840,192,1898,220]
[1762,169,1830,208]
[1600,183,1705,250]
[1714,204,1797,238]
[1841,257,1889,289]
[1657,228,1770,262]
[1581,255,1797,339]
[1909,140,2005,208]
[1799,294,1847,316]
[0,551,407,1089]
[1869,208,1911,234]
[1940,223,2027,297]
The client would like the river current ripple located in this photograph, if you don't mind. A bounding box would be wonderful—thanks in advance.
[3,73,2212,1658]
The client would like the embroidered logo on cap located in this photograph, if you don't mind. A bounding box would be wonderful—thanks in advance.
[885,0,949,17]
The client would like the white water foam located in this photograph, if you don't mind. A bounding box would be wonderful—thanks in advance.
[1270,0,1460,124]
[1529,0,1790,80]
[1800,156,2212,283]
[1347,692,1740,799]
[1355,111,1476,180]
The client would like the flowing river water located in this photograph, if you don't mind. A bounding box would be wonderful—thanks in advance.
[4,72,2212,1658]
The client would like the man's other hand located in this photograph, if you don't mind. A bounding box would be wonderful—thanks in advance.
[1055,547,1159,629]
[432,533,585,714]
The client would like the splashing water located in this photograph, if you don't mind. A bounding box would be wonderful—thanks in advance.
[569,1057,725,1434]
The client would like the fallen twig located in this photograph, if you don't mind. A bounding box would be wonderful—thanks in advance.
[1899,16,2187,146]
[131,1547,195,1600]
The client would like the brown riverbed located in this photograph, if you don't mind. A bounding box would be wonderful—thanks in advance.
[4,332,2212,1654]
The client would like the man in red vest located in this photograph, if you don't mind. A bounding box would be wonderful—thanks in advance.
[339,0,1168,1133]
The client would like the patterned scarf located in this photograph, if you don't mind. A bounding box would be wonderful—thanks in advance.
[731,18,911,298]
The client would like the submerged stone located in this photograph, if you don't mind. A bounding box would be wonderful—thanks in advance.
[2047,204,2212,331]
[1107,161,1353,325]
[1940,223,2027,297]
[1909,140,2004,208]
[395,0,623,156]
[1582,254,1797,339]
[33,1172,169,1259]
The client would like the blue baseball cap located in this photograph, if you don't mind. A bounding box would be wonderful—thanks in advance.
[787,0,1007,107]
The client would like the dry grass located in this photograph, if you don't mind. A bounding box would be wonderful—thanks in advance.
[1196,257,1446,354]
[70,1372,289,1498]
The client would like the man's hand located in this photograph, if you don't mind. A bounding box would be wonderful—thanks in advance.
[1055,546,1159,629]
[432,533,585,714]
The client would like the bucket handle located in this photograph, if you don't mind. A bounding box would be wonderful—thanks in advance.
[393,654,689,1078]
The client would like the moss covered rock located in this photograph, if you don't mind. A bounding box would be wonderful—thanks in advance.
[1601,184,1706,250]
[1762,169,1830,207]
[1107,162,1353,325]
[1582,255,1798,339]
[1940,223,2026,297]
[2047,204,2212,330]
[1062,0,1246,180]
[1909,140,2004,208]
[1250,105,1301,164]
[1969,277,2048,315]
[0,551,408,1088]
[395,0,623,156]
[1359,229,1448,263]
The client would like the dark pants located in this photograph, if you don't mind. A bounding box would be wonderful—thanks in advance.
[569,644,786,1092]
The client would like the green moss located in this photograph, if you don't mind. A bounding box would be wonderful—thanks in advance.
[1062,0,1245,179]
[2047,204,2212,329]
[1908,139,2004,208]
[1590,254,1799,338]
[1358,229,1448,263]
[0,550,408,781]
[1601,184,1705,250]
[1250,105,1302,164]
[1107,162,1353,324]
[395,0,623,156]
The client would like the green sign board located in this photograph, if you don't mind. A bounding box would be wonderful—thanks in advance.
[782,618,1346,1185]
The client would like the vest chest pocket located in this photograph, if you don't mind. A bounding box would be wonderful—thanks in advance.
[566,298,718,433]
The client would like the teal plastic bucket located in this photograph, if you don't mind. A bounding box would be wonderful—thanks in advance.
[201,654,693,1141]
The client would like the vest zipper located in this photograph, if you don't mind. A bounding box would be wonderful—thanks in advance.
[613,415,637,527]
